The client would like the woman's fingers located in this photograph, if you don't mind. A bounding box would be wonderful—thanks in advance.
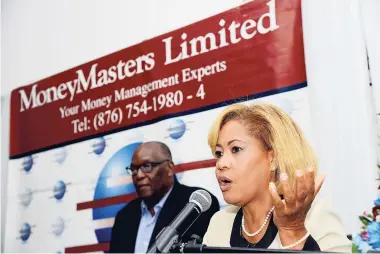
[305,167,326,200]
[269,182,285,212]
[272,169,326,217]
[295,170,307,203]
[305,167,315,202]
[280,173,295,209]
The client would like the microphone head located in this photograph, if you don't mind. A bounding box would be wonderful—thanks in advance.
[189,190,212,212]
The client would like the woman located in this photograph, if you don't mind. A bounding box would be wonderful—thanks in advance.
[202,103,352,252]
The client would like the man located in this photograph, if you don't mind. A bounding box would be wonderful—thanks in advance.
[109,141,220,253]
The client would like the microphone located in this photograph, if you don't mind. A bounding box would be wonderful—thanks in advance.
[147,190,212,253]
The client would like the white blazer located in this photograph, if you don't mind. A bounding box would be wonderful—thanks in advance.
[202,198,353,252]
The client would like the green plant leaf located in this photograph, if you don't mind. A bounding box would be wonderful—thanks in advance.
[352,244,360,253]
[359,215,371,225]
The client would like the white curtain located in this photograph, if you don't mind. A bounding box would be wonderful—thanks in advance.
[302,0,379,235]
[1,96,11,252]
[362,0,380,194]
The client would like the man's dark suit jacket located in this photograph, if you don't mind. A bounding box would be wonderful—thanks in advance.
[109,179,220,253]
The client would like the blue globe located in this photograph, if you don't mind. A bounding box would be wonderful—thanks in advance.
[19,223,31,242]
[168,119,186,140]
[55,148,67,165]
[22,156,33,173]
[20,188,33,207]
[92,137,106,155]
[53,180,66,200]
[52,217,65,236]
[92,142,141,243]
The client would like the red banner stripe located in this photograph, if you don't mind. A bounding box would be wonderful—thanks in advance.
[76,192,138,211]
[65,242,109,253]
[173,158,216,173]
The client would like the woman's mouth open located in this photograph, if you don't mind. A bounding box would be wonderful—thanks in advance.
[219,176,233,192]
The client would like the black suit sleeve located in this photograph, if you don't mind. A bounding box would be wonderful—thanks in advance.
[109,211,123,253]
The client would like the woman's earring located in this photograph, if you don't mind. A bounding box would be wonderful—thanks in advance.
[271,166,276,172]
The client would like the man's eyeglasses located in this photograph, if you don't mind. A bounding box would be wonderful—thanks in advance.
[126,160,170,176]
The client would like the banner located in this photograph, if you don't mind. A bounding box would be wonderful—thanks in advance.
[5,0,314,252]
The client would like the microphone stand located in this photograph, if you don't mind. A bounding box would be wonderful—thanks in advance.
[147,226,179,253]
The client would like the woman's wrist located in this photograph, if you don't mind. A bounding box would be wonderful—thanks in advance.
[278,226,308,250]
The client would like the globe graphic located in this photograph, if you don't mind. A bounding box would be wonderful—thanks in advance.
[55,148,67,164]
[53,180,66,200]
[22,156,33,173]
[19,223,31,242]
[20,188,33,207]
[168,119,186,140]
[92,142,141,243]
[52,217,65,236]
[92,137,106,155]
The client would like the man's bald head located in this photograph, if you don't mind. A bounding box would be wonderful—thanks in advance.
[137,141,172,161]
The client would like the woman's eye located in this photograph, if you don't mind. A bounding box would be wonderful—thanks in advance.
[231,146,242,153]
[214,151,223,158]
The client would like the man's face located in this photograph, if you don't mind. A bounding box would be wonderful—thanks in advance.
[130,144,172,199]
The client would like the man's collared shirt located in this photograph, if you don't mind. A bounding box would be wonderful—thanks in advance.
[134,187,173,253]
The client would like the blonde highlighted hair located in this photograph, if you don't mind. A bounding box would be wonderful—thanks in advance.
[208,103,318,193]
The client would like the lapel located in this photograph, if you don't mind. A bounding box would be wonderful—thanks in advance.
[148,179,185,247]
[124,200,142,253]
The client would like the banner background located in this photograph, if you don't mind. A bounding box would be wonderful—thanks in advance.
[5,90,313,253]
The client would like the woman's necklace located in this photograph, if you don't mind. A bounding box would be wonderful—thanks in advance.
[241,206,275,237]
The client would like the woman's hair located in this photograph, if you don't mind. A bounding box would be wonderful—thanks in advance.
[208,103,318,193]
